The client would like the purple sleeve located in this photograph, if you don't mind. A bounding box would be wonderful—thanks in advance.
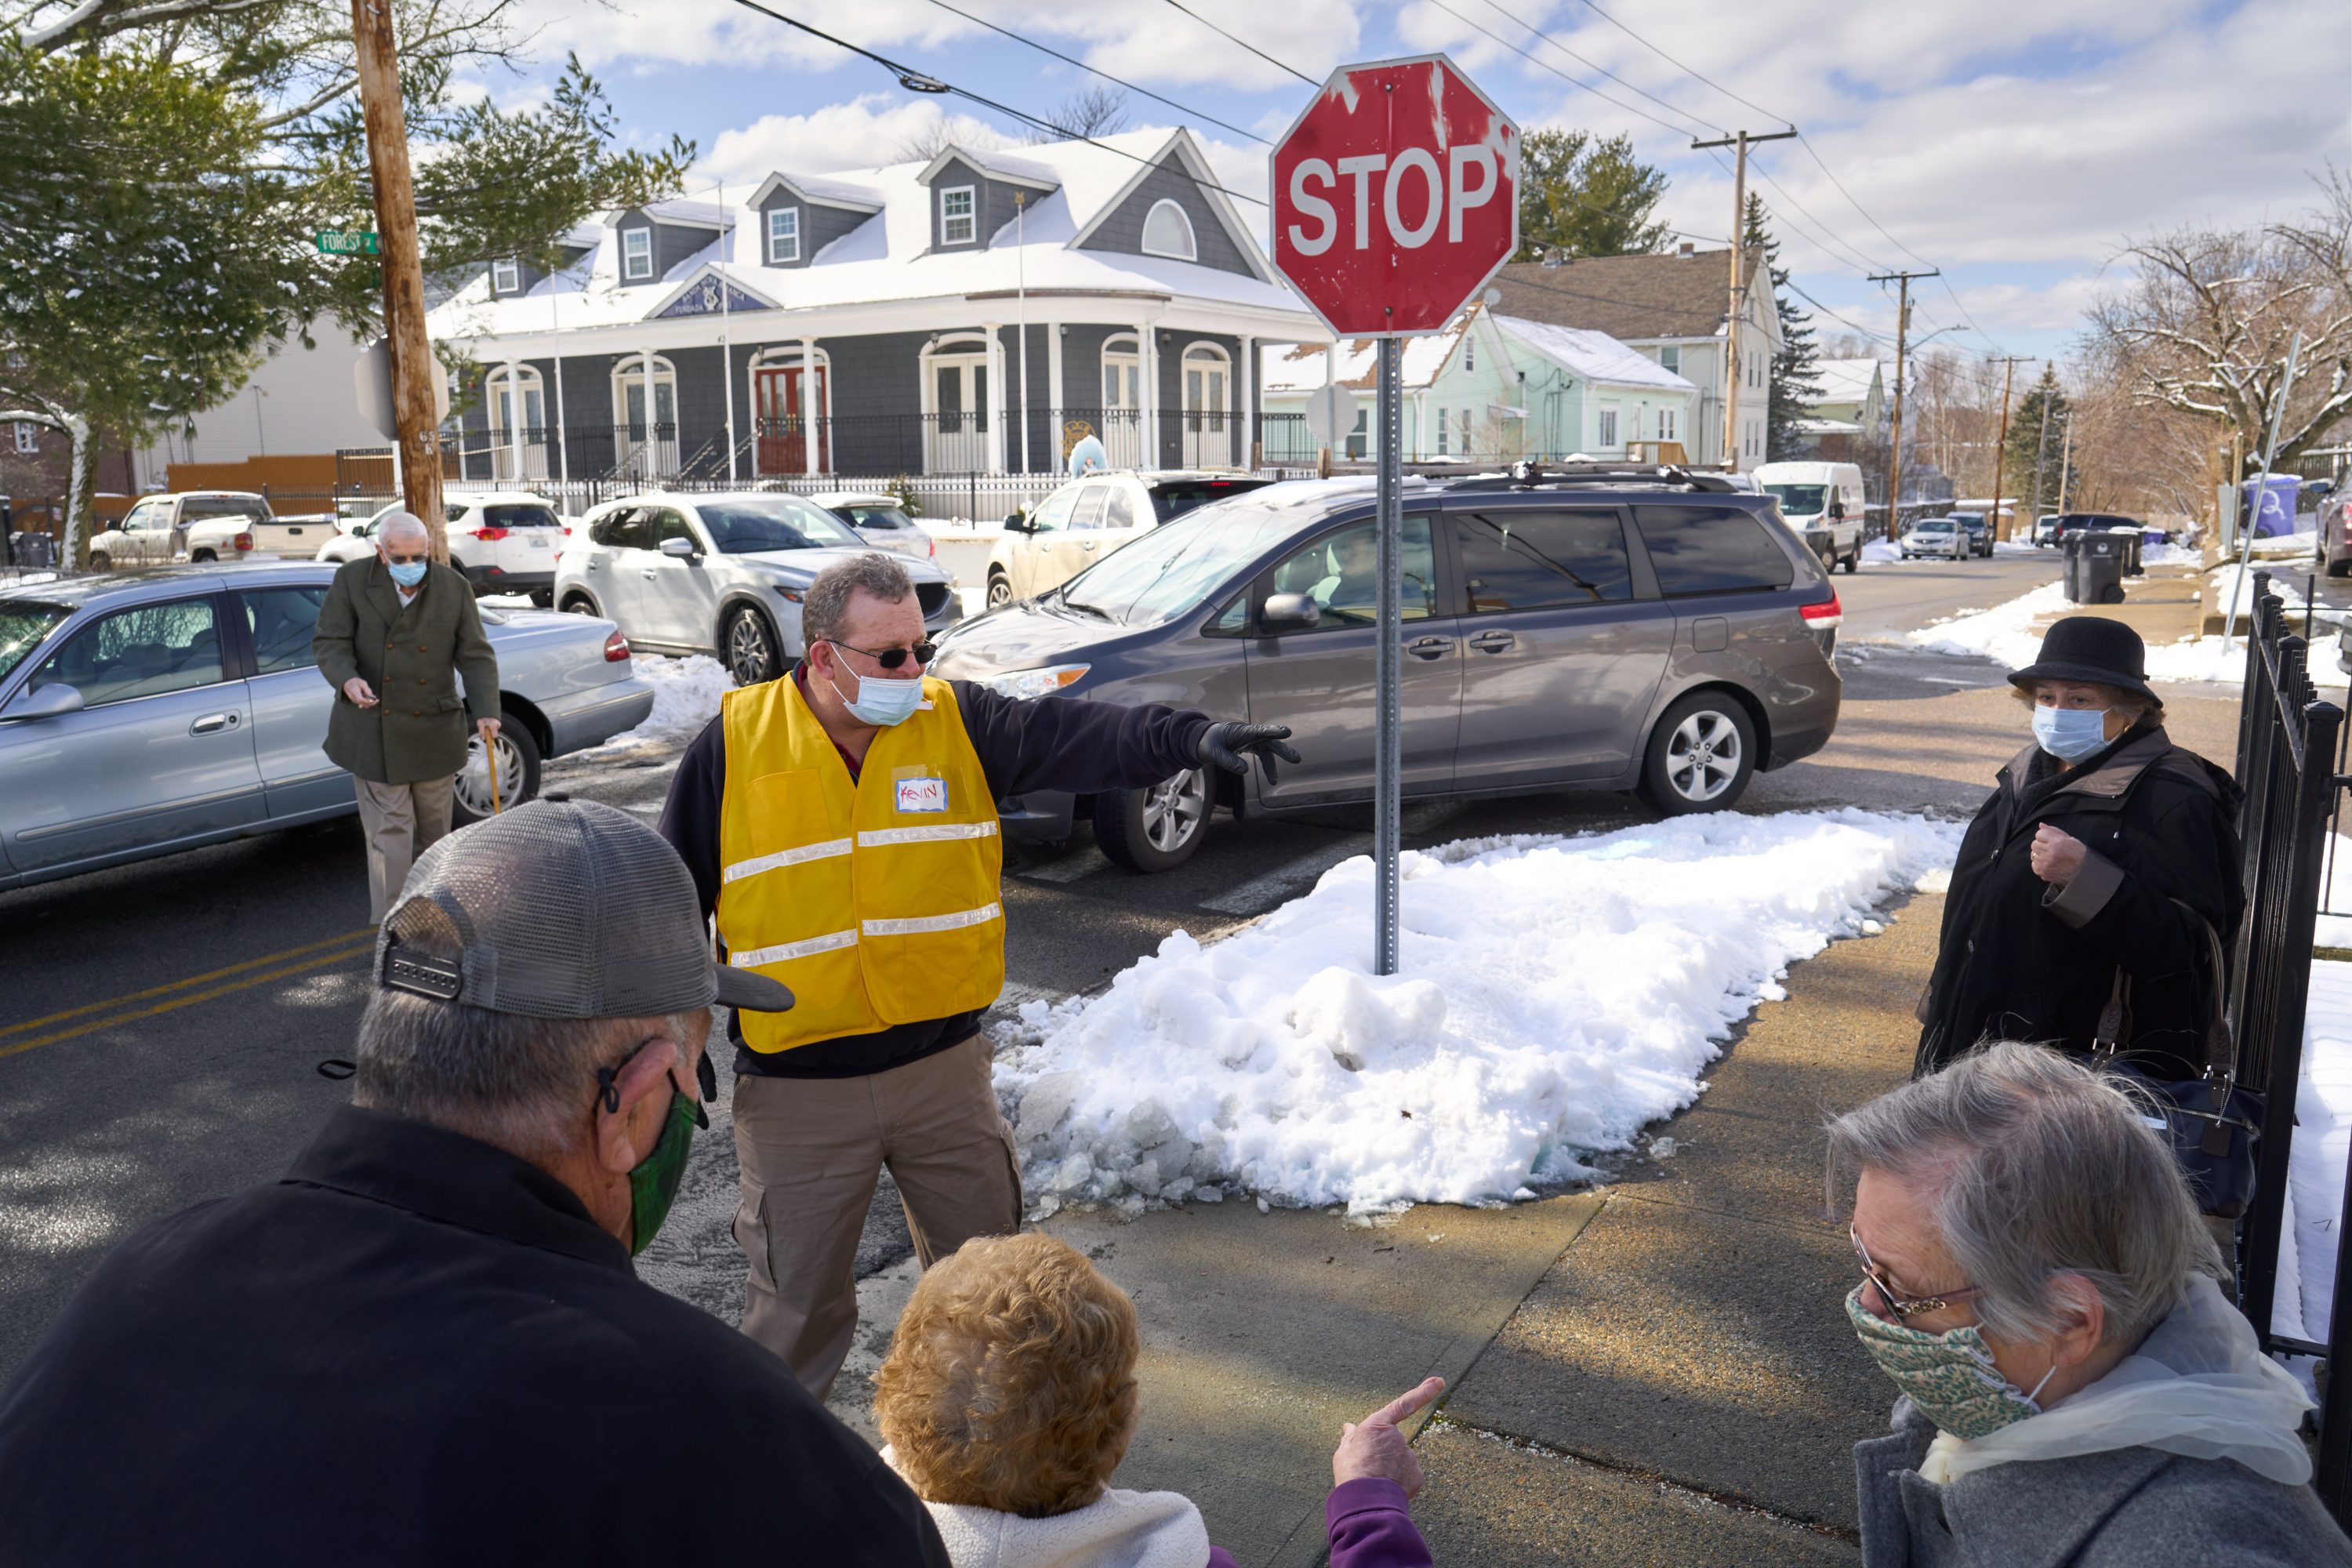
[1207,1551,1242,1568]
[1325,1479,1433,1568]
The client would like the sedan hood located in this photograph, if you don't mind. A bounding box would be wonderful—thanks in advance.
[738,546,950,585]
[932,598,1130,679]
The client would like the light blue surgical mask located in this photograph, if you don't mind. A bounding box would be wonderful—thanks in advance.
[386,559,427,589]
[2032,703,2111,763]
[828,661,924,728]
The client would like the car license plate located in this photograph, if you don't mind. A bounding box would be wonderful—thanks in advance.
[528,535,550,550]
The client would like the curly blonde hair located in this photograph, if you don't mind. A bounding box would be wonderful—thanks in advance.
[874,1233,1141,1518]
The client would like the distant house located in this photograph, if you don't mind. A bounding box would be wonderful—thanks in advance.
[422,129,1319,485]
[1259,306,1695,465]
[1797,357,1888,456]
[1484,244,1780,468]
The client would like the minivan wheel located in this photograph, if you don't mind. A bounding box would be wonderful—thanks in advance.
[1639,693,1758,815]
[1094,767,1211,873]
[451,713,542,826]
[985,571,1014,610]
[725,605,782,686]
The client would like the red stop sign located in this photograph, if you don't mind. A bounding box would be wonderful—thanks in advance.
[1269,54,1519,339]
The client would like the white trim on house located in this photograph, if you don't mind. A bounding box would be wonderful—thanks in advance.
[491,257,521,294]
[767,208,800,264]
[620,227,653,281]
[939,186,977,247]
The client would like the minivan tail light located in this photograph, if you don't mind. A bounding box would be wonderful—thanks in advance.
[1798,591,1843,630]
[603,630,631,662]
[472,526,510,541]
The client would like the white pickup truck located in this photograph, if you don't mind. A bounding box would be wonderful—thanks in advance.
[89,492,327,568]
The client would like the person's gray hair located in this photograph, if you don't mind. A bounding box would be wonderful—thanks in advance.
[376,510,429,544]
[1825,1040,2220,1347]
[803,552,915,649]
[353,989,696,1159]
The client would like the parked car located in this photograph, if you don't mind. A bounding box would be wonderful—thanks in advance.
[2320,489,2351,578]
[2049,510,2142,544]
[1900,518,1967,560]
[554,489,960,688]
[808,490,937,563]
[89,492,329,568]
[1944,510,1993,557]
[2034,514,2063,546]
[320,491,567,604]
[1755,460,1866,575]
[0,562,654,891]
[985,470,1276,609]
[932,468,1842,871]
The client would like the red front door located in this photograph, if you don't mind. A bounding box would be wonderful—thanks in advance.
[755,364,829,474]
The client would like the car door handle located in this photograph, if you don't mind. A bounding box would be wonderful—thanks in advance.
[1406,635,1453,660]
[190,712,240,735]
[1079,540,1098,550]
[1469,630,1515,654]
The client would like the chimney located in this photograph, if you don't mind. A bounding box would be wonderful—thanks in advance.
[1678,241,1695,257]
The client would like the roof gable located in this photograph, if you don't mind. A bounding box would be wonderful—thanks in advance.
[745,172,885,214]
[918,144,1060,192]
[649,266,779,319]
[1488,249,1762,342]
[1066,130,1272,285]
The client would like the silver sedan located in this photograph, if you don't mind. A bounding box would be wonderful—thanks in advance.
[0,563,654,892]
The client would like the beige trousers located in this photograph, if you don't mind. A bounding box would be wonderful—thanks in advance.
[732,1034,1023,1398]
[354,775,456,922]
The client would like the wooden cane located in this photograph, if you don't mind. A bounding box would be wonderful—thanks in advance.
[485,733,502,815]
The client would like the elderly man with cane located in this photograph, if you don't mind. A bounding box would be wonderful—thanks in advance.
[313,510,503,920]
[659,550,1298,1398]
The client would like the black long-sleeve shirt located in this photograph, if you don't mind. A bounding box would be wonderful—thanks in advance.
[660,673,1213,1079]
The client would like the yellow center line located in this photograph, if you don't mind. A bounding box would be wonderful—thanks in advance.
[0,927,379,1041]
[0,941,381,1061]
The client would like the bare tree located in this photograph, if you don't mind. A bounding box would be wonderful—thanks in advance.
[1029,84,1130,144]
[2086,172,2352,468]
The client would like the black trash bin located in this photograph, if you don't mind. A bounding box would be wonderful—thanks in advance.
[2063,532,2127,604]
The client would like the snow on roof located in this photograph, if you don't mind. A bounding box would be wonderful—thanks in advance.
[623,197,733,230]
[960,146,1063,188]
[1795,416,1862,435]
[1492,315,1696,392]
[1260,313,1475,394]
[1811,358,1884,405]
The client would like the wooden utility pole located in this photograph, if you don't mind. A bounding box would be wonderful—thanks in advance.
[1986,355,2031,540]
[1691,129,1796,472]
[1869,269,1938,537]
[351,0,448,558]
[2030,369,2055,521]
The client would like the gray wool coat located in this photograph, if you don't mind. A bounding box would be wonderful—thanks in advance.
[311,557,499,786]
[1854,1400,2352,1567]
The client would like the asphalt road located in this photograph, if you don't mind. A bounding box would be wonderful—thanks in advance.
[0,548,2081,1382]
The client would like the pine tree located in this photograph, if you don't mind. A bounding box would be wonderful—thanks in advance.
[2002,366,2074,517]
[1515,130,1671,260]
[1745,195,1820,461]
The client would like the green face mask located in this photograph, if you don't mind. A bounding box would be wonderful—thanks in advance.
[596,1062,706,1258]
[1845,1287,2055,1441]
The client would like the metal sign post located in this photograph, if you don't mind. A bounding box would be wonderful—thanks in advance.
[1374,339,1403,973]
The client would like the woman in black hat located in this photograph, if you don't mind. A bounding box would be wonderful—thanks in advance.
[1915,615,2243,1080]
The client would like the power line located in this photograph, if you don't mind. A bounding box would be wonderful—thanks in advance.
[1154,0,1317,85]
[1472,0,1725,138]
[1563,0,1787,127]
[1421,0,1703,140]
[917,0,1268,144]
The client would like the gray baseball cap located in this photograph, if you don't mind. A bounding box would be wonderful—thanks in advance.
[375,799,793,1018]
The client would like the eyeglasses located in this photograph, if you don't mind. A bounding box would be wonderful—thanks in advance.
[825,637,936,670]
[1851,1226,1982,1324]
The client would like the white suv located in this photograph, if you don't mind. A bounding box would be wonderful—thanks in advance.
[984,471,1272,608]
[318,491,566,603]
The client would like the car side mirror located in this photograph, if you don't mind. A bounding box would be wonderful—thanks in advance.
[1260,592,1319,633]
[4,682,84,720]
[659,535,700,560]
[1004,511,1032,533]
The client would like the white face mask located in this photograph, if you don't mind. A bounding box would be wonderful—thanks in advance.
[2033,704,2111,762]
[826,655,923,727]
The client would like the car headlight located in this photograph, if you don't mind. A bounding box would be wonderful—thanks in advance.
[982,663,1090,700]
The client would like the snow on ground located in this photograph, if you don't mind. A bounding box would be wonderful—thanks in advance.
[1905,579,2064,665]
[570,654,733,758]
[994,809,1965,1214]
[2318,833,2352,953]
[2285,961,2352,1360]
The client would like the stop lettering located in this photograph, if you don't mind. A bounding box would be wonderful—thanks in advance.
[1269,54,1519,338]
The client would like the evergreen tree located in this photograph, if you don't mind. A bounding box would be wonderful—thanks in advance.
[1515,129,1671,260]
[1745,194,1820,461]
[2002,365,2074,517]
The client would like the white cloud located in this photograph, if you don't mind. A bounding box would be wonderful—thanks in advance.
[700,96,1009,181]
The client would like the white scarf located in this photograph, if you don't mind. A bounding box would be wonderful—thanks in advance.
[882,1448,1211,1568]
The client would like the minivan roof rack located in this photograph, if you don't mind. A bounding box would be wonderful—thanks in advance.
[1446,460,1748,495]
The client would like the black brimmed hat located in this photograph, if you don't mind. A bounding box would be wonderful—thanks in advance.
[2005,615,2154,702]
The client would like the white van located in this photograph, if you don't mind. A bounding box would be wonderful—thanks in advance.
[1755,461,1867,575]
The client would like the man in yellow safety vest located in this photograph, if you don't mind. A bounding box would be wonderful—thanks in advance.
[658,552,1297,1396]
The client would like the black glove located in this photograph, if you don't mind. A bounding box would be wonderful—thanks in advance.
[1197,721,1301,789]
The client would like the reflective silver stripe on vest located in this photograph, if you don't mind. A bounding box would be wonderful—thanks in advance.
[855,822,1001,848]
[720,837,855,885]
[729,929,858,967]
[862,902,1004,938]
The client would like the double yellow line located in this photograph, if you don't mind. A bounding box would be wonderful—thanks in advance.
[0,927,380,1061]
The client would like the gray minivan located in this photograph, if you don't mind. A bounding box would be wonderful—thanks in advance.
[931,468,1844,870]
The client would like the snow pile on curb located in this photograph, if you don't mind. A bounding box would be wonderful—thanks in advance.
[573,655,733,757]
[2285,962,2352,1361]
[995,809,1965,1214]
[1907,579,2064,665]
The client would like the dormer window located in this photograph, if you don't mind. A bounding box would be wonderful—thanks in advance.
[492,257,521,294]
[1463,337,1475,372]
[767,208,800,264]
[622,227,653,281]
[940,187,975,246]
[1140,199,1196,261]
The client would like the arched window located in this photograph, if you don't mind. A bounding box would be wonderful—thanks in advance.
[610,355,678,477]
[1180,342,1231,466]
[1100,332,1142,412]
[485,365,546,481]
[1140,199,1197,262]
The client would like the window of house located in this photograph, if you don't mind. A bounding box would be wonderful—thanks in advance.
[492,257,521,294]
[13,423,35,454]
[1457,408,1472,453]
[940,187,976,246]
[1140,199,1196,261]
[1634,505,1794,596]
[1597,408,1619,448]
[1463,338,1476,372]
[621,227,653,281]
[1436,408,1449,454]
[768,207,800,264]
[1659,346,1679,375]
[1457,510,1633,610]
[1659,406,1678,441]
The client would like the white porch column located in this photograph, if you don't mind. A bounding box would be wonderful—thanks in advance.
[637,346,658,476]
[982,322,1006,475]
[1045,321,1064,472]
[1238,334,1254,470]
[1138,321,1157,469]
[497,359,522,481]
[799,337,821,477]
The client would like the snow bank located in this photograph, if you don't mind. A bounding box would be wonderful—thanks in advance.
[995,809,1965,1213]
[1907,579,2065,666]
[2288,961,2352,1352]
[572,654,733,757]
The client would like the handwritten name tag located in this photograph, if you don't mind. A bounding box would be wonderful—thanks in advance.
[895,778,949,814]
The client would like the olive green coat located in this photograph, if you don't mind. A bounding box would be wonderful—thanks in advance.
[313,557,499,786]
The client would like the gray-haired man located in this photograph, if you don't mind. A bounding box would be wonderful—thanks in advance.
[0,800,949,1565]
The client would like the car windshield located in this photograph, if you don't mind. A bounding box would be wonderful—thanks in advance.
[1058,500,1283,626]
[182,496,270,522]
[836,503,914,529]
[1762,483,1828,516]
[0,601,71,685]
[695,496,863,553]
[1149,477,1272,524]
[1915,520,1954,532]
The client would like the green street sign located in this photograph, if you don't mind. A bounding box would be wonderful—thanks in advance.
[315,230,381,256]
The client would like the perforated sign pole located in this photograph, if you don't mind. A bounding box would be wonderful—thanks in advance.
[1374,338,1403,975]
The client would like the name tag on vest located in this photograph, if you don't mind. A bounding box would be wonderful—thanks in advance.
[895,777,949,814]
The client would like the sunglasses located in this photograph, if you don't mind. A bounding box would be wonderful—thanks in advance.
[1851,1226,1982,1324]
[826,637,935,670]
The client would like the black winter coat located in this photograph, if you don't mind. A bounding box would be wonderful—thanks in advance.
[1916,724,2243,1083]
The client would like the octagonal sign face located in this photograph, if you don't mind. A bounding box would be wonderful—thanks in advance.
[1269,53,1519,339]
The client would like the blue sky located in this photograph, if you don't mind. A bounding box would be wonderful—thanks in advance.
[485,0,2350,366]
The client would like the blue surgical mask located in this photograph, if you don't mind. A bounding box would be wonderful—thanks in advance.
[2032,704,2111,763]
[828,662,924,728]
[387,559,427,589]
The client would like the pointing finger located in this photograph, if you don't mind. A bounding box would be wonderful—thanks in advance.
[1363,1376,1446,1429]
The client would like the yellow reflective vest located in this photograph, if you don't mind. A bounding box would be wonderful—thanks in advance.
[716,673,1004,1052]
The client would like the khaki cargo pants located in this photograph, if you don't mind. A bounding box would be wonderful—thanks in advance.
[732,1033,1022,1398]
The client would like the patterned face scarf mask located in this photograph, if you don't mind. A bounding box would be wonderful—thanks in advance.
[1846,1287,2056,1441]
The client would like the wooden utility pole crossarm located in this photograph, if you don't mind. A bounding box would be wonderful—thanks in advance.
[350,0,448,558]
[1690,128,1796,472]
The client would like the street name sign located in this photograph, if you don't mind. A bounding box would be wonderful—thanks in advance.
[316,230,382,256]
